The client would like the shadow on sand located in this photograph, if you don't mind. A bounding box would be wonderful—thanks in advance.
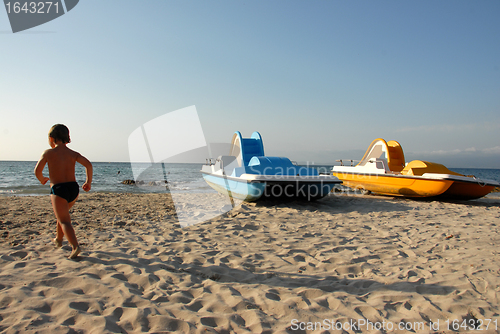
[79,251,456,298]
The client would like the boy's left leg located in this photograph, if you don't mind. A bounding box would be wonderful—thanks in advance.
[55,221,64,247]
[51,195,80,258]
[54,197,78,246]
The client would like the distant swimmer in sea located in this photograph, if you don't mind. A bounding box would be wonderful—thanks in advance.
[34,124,93,259]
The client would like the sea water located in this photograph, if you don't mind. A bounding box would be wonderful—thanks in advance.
[1,161,499,197]
[0,161,212,196]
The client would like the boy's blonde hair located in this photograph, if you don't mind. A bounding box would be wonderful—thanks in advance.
[49,124,70,144]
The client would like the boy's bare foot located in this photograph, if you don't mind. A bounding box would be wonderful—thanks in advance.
[53,238,63,248]
[69,246,81,259]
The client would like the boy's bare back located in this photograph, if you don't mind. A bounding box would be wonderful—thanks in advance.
[42,145,80,186]
[36,145,92,191]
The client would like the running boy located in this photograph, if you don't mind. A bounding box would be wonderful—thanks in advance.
[34,124,93,259]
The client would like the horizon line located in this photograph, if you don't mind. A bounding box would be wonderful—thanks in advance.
[0,159,498,170]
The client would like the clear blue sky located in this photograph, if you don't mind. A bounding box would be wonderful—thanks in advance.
[1,1,499,167]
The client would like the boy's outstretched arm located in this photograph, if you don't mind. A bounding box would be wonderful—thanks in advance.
[77,154,93,192]
[34,152,50,185]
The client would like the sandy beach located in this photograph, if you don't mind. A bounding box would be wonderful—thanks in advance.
[1,192,500,333]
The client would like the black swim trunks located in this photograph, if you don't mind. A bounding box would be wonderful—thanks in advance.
[50,182,80,203]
